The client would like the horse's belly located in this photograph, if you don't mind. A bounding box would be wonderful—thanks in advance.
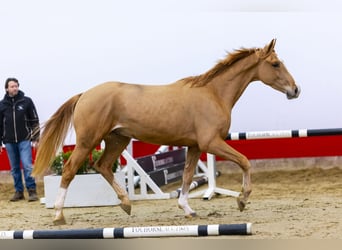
[113,126,196,147]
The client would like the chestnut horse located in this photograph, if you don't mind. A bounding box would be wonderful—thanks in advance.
[33,39,300,225]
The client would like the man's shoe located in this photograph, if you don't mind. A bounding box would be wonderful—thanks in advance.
[28,189,38,202]
[10,191,24,202]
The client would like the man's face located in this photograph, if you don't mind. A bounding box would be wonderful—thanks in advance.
[6,81,19,97]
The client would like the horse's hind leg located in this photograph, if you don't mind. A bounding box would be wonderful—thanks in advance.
[178,146,201,218]
[93,133,131,215]
[54,146,92,225]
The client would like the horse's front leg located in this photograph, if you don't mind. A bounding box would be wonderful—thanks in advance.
[237,161,252,211]
[178,146,201,218]
[208,137,252,212]
[93,159,131,215]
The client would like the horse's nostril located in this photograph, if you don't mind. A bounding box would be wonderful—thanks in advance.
[294,87,298,94]
[295,86,301,96]
[286,86,300,99]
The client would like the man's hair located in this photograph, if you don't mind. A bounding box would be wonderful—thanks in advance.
[5,77,20,89]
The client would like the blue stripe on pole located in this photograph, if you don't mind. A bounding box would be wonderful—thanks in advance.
[292,130,299,137]
[0,223,252,239]
[114,228,124,238]
[13,231,23,239]
[34,228,104,239]
[306,128,342,136]
[218,223,249,235]
[197,225,208,236]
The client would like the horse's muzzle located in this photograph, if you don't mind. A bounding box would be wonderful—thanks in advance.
[286,86,301,99]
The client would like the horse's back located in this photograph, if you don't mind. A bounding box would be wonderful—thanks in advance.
[73,81,183,126]
[76,81,144,108]
[78,81,187,109]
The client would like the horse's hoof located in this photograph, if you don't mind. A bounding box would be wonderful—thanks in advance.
[120,203,132,215]
[185,212,197,218]
[53,217,66,226]
[237,197,246,212]
[178,205,197,218]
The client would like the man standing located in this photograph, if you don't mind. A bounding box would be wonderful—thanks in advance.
[0,77,40,202]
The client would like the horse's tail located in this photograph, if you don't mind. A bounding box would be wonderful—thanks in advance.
[32,93,82,177]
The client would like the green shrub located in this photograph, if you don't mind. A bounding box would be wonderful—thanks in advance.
[50,149,118,175]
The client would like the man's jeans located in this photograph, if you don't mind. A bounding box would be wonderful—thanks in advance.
[5,140,36,192]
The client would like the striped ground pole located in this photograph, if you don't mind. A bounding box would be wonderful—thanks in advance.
[170,176,209,198]
[169,171,221,199]
[0,223,252,239]
[226,128,342,140]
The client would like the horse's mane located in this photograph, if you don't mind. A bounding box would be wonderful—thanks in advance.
[183,47,256,87]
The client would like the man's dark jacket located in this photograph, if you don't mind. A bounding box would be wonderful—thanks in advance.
[0,90,40,145]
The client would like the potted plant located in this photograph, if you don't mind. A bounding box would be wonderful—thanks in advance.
[50,149,118,175]
[42,148,125,208]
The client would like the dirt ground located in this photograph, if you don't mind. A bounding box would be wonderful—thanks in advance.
[1,158,342,239]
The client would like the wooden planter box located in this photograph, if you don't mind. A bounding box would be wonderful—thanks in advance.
[42,172,125,208]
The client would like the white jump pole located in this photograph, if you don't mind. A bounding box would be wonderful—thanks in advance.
[227,128,342,140]
[0,223,252,239]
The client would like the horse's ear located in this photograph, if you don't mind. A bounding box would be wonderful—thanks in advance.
[269,38,277,50]
[258,39,277,59]
[265,38,276,55]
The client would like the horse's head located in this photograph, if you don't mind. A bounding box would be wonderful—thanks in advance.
[256,39,300,99]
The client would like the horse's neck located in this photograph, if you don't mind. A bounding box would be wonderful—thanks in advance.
[209,58,258,108]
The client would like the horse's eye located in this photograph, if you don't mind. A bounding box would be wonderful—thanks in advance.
[272,62,280,68]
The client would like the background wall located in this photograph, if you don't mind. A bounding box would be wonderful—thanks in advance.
[1,0,342,144]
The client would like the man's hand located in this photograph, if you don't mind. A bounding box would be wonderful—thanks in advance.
[32,141,39,149]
